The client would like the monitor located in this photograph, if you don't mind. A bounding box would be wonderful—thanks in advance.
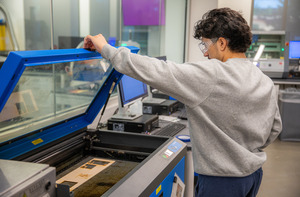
[119,75,148,105]
[289,41,300,59]
[58,36,84,49]
[112,75,148,120]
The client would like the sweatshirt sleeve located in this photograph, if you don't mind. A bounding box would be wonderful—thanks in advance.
[101,44,217,107]
[261,103,282,149]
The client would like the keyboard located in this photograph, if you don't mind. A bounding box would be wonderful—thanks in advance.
[155,122,186,137]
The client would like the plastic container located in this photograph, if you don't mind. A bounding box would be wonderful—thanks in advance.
[278,88,300,141]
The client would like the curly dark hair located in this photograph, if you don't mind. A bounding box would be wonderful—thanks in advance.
[194,8,252,53]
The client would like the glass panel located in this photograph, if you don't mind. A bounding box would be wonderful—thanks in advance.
[120,0,187,63]
[0,0,52,72]
[90,0,117,40]
[0,58,112,143]
[120,0,165,56]
[0,0,187,143]
[53,0,81,49]
[24,0,52,50]
[252,0,286,31]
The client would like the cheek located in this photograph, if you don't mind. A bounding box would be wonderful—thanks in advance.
[208,46,219,59]
[208,50,215,58]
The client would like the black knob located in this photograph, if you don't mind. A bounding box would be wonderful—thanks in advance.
[45,181,51,190]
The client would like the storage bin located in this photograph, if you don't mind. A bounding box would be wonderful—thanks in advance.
[278,88,300,141]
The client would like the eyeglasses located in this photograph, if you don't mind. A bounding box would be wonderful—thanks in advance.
[198,38,218,54]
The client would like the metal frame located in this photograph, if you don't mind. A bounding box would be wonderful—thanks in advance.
[0,47,139,159]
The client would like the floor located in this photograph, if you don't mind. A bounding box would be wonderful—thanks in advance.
[257,138,300,197]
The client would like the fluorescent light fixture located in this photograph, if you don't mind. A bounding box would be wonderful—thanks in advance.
[253,44,265,66]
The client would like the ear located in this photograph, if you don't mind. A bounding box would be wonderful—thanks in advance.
[218,37,228,51]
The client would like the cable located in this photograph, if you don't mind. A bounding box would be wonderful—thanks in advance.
[97,79,118,129]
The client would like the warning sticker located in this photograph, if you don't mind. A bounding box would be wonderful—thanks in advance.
[162,149,173,159]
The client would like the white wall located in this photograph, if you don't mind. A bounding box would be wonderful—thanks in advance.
[186,0,253,62]
[186,0,218,62]
[218,0,252,25]
[54,0,80,48]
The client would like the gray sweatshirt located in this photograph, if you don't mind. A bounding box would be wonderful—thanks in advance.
[101,44,282,177]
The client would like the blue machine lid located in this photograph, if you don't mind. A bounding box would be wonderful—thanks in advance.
[0,47,139,159]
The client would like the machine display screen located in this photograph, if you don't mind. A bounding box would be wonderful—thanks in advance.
[289,41,300,59]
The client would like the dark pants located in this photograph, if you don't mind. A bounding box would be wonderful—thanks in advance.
[195,168,263,197]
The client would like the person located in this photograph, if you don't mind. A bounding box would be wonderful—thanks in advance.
[84,7,282,197]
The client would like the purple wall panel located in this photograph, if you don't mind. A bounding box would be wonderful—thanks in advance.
[122,0,165,26]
